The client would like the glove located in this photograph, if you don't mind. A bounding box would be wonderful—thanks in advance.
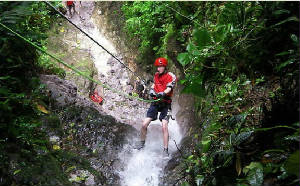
[156,92,166,98]
[149,89,156,97]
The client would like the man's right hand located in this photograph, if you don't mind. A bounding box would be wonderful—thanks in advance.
[149,89,156,97]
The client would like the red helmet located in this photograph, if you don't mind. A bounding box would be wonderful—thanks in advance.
[154,57,168,67]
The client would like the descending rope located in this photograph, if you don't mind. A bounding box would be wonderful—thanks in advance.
[0,22,158,103]
[44,1,146,83]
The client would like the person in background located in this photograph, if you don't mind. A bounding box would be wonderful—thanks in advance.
[66,1,76,18]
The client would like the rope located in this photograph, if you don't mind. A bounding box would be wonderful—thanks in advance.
[0,22,158,103]
[44,1,146,83]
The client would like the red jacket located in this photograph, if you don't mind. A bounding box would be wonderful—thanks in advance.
[154,72,176,98]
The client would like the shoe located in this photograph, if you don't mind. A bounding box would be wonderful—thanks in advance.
[163,148,169,157]
[134,140,145,150]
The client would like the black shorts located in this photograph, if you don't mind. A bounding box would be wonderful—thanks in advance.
[146,103,171,122]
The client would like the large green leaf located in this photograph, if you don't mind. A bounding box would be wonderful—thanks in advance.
[254,125,297,132]
[275,59,295,72]
[182,82,206,98]
[192,28,212,49]
[181,75,206,97]
[271,16,299,28]
[177,52,191,67]
[290,34,298,43]
[201,139,211,153]
[213,24,229,43]
[273,9,290,16]
[233,131,253,146]
[0,87,10,95]
[243,162,264,186]
[186,43,200,56]
[285,150,299,177]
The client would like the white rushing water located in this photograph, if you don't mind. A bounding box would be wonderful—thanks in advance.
[77,17,116,76]
[119,118,183,186]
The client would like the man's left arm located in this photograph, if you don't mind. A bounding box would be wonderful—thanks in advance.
[165,72,176,93]
[158,72,176,97]
[164,87,172,94]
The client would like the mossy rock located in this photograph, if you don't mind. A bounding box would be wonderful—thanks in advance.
[43,114,62,129]
[10,152,72,186]
[41,114,64,136]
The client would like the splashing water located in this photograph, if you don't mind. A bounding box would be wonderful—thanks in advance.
[77,17,117,76]
[119,118,182,186]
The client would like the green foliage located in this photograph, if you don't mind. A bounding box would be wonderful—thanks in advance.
[175,2,298,98]
[0,2,32,25]
[122,2,203,67]
[0,2,59,41]
[120,3,299,184]
[284,150,299,177]
[0,1,60,143]
[122,1,298,79]
[122,2,171,63]
[0,2,67,185]
[181,73,298,186]
[193,28,212,49]
[0,2,298,186]
[37,47,66,77]
[242,162,264,186]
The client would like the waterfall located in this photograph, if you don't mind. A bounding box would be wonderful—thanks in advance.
[67,3,183,184]
[80,20,183,185]
[118,118,183,186]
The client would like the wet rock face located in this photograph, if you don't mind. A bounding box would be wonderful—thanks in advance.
[60,106,138,185]
[40,75,101,112]
[160,135,195,186]
[40,74,139,185]
[97,57,150,127]
[171,85,196,135]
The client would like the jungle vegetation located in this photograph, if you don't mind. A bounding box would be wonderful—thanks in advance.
[0,2,89,186]
[0,1,299,186]
[122,1,299,186]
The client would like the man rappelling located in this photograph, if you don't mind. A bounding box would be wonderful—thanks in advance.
[135,57,176,157]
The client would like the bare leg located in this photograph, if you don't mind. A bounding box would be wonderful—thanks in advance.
[68,6,72,18]
[140,117,152,141]
[72,5,76,15]
[162,119,169,149]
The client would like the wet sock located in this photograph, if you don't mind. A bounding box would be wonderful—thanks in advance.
[163,148,169,157]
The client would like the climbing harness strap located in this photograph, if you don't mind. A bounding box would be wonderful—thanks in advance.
[153,101,175,121]
[0,22,158,103]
